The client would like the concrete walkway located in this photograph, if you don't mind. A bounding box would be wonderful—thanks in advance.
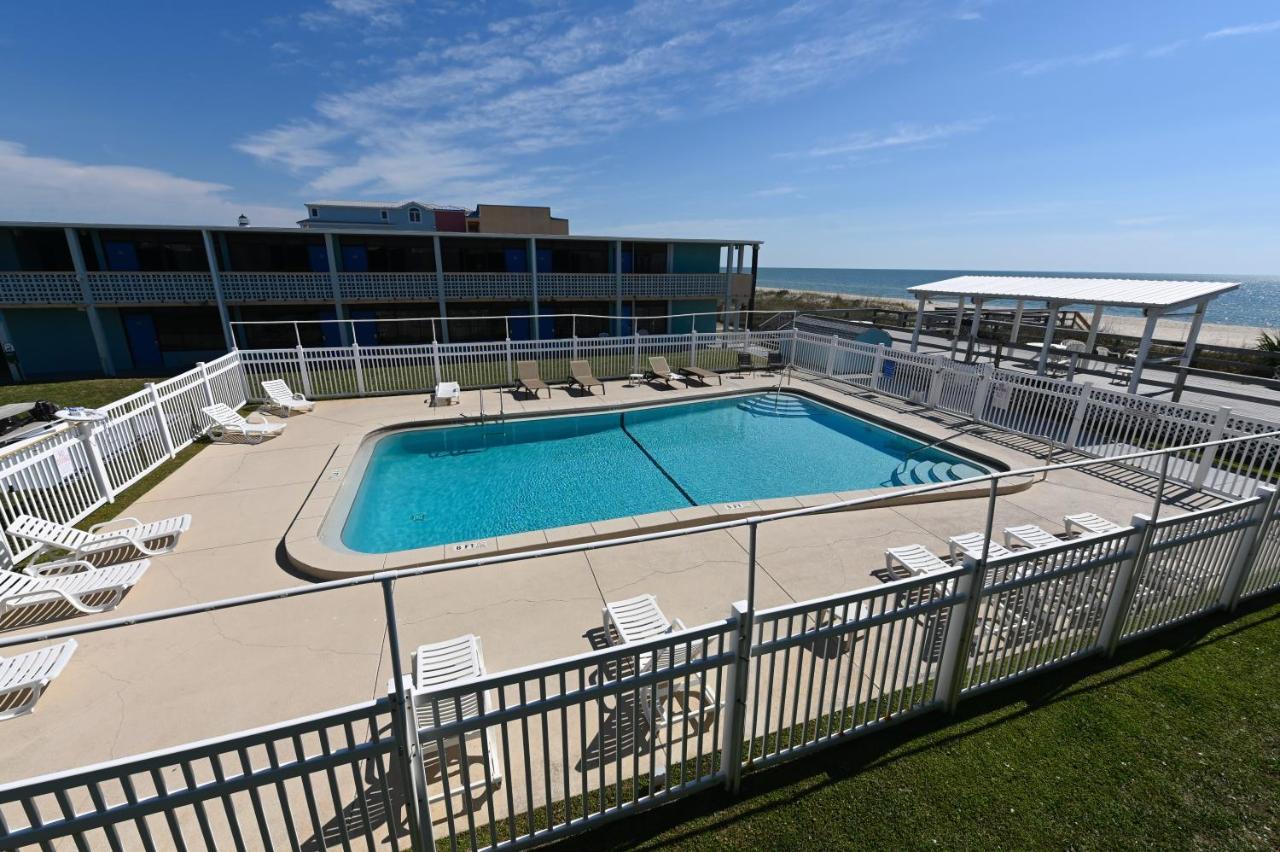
[0,372,1191,791]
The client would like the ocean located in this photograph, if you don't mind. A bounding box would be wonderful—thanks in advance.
[755,268,1280,328]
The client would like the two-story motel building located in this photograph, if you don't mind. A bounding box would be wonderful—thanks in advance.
[0,201,759,380]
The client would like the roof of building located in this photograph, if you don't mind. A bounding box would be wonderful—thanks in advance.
[907,275,1239,311]
[304,200,468,211]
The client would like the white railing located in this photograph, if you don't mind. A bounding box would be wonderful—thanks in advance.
[0,352,246,564]
[0,429,1278,849]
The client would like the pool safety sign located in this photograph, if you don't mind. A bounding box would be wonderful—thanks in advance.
[989,382,1012,412]
[54,446,75,479]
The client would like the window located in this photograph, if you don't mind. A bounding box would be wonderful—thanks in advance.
[380,210,389,220]
[408,207,422,223]
[310,208,319,217]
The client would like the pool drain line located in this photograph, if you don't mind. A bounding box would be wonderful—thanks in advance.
[618,413,697,506]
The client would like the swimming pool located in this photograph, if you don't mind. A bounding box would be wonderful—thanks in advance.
[338,392,992,554]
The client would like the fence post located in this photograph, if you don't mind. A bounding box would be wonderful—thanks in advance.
[825,334,838,377]
[632,330,640,373]
[382,580,433,851]
[352,343,366,396]
[77,422,116,504]
[504,337,513,386]
[937,555,982,712]
[689,330,698,369]
[1099,516,1150,656]
[1065,384,1093,449]
[970,366,992,421]
[197,361,217,407]
[870,344,886,392]
[721,599,751,793]
[431,339,443,387]
[146,382,176,459]
[295,346,314,398]
[926,356,945,409]
[1219,486,1277,611]
[1192,406,1231,490]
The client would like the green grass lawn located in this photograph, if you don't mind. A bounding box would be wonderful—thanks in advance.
[556,597,1280,850]
[0,376,167,409]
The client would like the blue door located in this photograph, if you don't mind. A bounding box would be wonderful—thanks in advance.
[342,246,368,272]
[536,249,552,273]
[124,313,163,370]
[105,241,140,271]
[308,245,329,272]
[351,308,378,345]
[504,249,528,273]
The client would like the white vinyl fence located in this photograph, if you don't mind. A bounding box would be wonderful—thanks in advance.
[2,476,1277,851]
[0,352,245,564]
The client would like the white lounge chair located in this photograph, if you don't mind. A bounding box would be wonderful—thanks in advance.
[0,639,77,720]
[1003,524,1063,550]
[411,634,502,803]
[8,513,190,567]
[1064,513,1124,537]
[260,379,314,416]
[885,544,950,576]
[0,559,150,617]
[202,404,286,444]
[947,532,1017,563]
[603,594,718,734]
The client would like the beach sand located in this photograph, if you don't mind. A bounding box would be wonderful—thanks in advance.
[756,286,1269,349]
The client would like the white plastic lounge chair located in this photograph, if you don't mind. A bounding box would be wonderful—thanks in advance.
[0,559,150,617]
[0,639,77,720]
[1064,513,1124,537]
[645,356,684,389]
[885,544,950,577]
[202,403,286,443]
[411,634,502,803]
[1003,524,1062,550]
[947,532,1017,563]
[603,594,718,734]
[8,513,190,566]
[260,379,314,416]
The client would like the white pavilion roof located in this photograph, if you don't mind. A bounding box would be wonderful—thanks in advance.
[908,275,1238,311]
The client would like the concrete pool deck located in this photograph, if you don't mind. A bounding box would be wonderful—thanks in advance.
[0,372,1208,796]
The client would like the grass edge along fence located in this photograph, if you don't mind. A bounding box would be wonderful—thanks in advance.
[0,430,1279,850]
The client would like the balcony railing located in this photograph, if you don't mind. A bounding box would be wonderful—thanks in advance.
[87,271,216,304]
[0,271,82,304]
[219,272,333,302]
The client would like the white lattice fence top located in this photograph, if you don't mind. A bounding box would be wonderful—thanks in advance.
[442,272,532,300]
[0,271,82,305]
[220,272,333,302]
[537,273,616,298]
[622,273,724,296]
[339,272,438,301]
[87,272,216,304]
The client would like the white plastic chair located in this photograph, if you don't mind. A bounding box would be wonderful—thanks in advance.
[885,544,950,576]
[1003,524,1062,550]
[602,594,718,734]
[0,639,77,720]
[202,404,286,444]
[947,532,1017,563]
[410,634,503,803]
[0,559,150,617]
[8,513,190,567]
[1064,513,1124,537]
[260,379,314,416]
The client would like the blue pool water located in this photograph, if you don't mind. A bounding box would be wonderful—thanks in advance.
[341,393,988,553]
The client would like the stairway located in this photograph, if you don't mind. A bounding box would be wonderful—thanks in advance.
[890,457,987,486]
[737,395,811,417]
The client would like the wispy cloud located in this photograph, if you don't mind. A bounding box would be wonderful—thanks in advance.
[1115,215,1175,228]
[301,0,413,30]
[787,120,986,159]
[1205,19,1280,39]
[1007,45,1130,76]
[751,186,801,198]
[1145,39,1188,58]
[0,140,296,226]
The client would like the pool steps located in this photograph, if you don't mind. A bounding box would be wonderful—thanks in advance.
[891,458,988,486]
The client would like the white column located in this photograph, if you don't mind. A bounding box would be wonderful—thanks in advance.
[1036,302,1060,376]
[909,296,926,352]
[1127,309,1161,394]
[63,227,115,376]
[323,233,350,346]
[1008,300,1024,345]
[200,229,235,350]
[723,244,735,332]
[949,295,966,355]
[432,235,449,343]
[529,237,539,340]
[614,240,624,335]
[1083,303,1104,358]
[966,297,984,359]
[1178,300,1208,372]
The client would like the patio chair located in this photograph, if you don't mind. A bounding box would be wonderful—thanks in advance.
[734,352,754,378]
[8,513,190,566]
[567,360,605,395]
[0,638,77,720]
[1064,513,1124,537]
[679,364,722,386]
[515,360,549,399]
[884,544,950,577]
[1003,524,1063,550]
[645,356,683,388]
[763,351,786,376]
[411,634,503,803]
[1114,349,1138,384]
[947,532,1017,563]
[260,379,314,416]
[602,594,718,734]
[202,403,286,444]
[0,559,150,617]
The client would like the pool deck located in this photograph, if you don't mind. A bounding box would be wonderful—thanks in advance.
[0,372,1208,795]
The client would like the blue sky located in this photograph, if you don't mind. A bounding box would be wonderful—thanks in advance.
[2,0,1278,272]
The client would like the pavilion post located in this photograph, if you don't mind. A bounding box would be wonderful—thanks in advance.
[1084,303,1104,355]
[1036,302,1060,376]
[949,295,966,356]
[909,296,926,352]
[1127,310,1162,394]
[1172,300,1208,401]
[1008,300,1024,346]
[965,297,984,361]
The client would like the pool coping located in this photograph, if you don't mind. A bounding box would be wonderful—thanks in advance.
[284,387,1031,580]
